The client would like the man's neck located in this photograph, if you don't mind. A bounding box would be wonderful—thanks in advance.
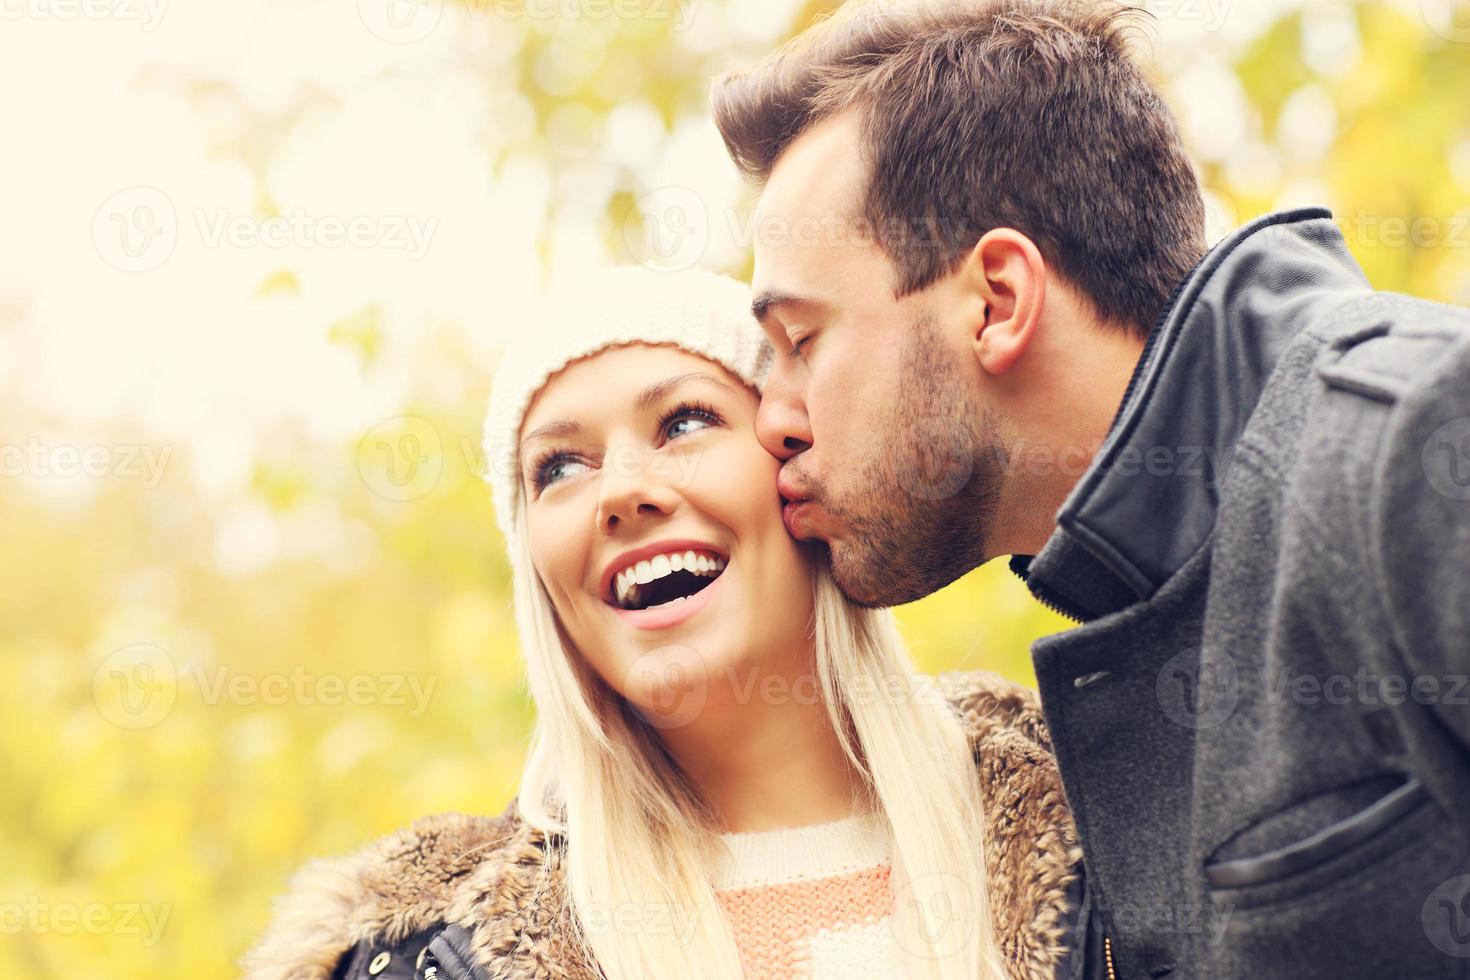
[994,315,1147,558]
[1011,208,1360,621]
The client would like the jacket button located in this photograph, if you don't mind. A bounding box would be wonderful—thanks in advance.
[368,950,391,975]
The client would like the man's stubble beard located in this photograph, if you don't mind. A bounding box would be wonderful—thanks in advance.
[820,314,1007,609]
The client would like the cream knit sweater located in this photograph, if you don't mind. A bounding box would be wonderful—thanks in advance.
[710,811,907,978]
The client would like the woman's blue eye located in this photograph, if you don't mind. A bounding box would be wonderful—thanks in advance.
[666,414,712,439]
[661,401,724,441]
[533,454,587,490]
[530,401,724,495]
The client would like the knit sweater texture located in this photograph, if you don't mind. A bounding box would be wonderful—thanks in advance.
[711,811,900,978]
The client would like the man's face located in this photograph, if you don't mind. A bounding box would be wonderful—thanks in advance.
[750,111,1009,608]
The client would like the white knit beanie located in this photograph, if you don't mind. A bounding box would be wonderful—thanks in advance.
[480,265,774,554]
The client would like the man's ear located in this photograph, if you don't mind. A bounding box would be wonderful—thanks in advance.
[962,228,1046,376]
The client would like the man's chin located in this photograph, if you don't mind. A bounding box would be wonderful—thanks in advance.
[828,544,926,609]
[829,536,988,609]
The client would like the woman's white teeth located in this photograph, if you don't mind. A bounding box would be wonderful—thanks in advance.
[614,550,726,608]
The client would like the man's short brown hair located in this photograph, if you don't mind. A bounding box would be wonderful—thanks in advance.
[711,0,1207,337]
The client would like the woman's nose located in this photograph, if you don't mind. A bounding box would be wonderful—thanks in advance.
[595,446,683,534]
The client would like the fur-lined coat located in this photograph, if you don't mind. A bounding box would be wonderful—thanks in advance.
[241,670,1102,980]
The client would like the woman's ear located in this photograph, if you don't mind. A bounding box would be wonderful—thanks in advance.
[961,228,1047,376]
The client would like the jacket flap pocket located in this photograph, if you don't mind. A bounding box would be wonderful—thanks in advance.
[1205,776,1430,889]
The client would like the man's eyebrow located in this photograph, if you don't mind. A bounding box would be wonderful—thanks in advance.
[635,371,735,410]
[751,288,824,324]
[519,419,581,452]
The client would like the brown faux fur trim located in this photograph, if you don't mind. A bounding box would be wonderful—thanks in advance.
[937,671,1085,979]
[241,669,1081,979]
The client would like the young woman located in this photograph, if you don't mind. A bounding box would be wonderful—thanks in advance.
[242,266,1103,980]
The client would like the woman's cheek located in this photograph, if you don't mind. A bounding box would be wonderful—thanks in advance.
[528,516,586,622]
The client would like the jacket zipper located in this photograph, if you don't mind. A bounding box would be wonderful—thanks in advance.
[418,945,469,980]
[1028,579,1086,624]
[1009,557,1087,624]
[419,959,463,980]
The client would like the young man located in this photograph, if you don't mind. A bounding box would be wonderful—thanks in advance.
[712,1,1470,977]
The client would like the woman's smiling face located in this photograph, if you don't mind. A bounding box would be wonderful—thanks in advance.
[518,343,816,718]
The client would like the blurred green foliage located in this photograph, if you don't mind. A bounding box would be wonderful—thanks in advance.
[2,1,1467,977]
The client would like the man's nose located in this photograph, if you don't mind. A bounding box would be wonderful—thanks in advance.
[755,367,813,462]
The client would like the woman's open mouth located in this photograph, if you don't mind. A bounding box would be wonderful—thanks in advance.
[612,549,726,610]
[604,547,729,630]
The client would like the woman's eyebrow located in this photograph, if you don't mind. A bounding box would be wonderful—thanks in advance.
[634,372,735,410]
[519,419,581,452]
[519,373,734,452]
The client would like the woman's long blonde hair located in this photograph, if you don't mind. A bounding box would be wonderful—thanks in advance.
[507,488,1011,979]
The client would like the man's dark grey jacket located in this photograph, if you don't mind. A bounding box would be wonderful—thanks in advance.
[1012,207,1470,979]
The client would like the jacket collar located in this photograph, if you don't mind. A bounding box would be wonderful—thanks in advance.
[1011,207,1371,623]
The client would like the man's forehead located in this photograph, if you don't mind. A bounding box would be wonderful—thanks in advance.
[756,112,867,228]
